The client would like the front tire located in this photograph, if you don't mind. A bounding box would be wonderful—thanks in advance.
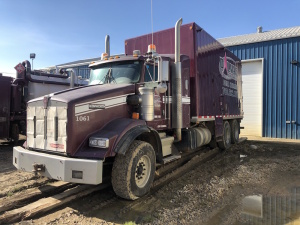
[111,140,156,200]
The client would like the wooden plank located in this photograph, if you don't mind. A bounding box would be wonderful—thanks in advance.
[0,181,73,213]
[152,148,220,191]
[0,183,110,224]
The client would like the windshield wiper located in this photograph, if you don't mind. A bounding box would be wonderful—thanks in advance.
[103,68,111,83]
[103,68,117,84]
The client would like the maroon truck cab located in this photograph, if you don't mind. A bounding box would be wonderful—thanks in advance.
[13,19,243,200]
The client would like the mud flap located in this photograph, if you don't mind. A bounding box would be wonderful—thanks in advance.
[215,117,224,142]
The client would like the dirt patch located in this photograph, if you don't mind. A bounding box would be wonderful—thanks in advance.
[1,139,300,224]
[0,141,15,173]
[0,139,51,199]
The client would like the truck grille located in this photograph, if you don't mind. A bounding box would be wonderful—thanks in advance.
[27,100,67,153]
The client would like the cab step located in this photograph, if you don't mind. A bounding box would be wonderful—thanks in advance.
[162,155,181,164]
[161,135,174,157]
[158,132,167,138]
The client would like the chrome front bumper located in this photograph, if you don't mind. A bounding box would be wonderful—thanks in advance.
[13,146,103,185]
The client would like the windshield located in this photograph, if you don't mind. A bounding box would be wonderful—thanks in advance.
[89,61,141,85]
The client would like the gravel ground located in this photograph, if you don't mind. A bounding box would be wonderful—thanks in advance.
[1,138,300,225]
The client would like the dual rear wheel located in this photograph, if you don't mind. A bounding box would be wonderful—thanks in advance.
[217,120,239,150]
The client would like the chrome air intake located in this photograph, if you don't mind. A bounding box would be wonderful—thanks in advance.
[139,87,154,121]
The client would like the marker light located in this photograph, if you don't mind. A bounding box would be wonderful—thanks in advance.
[133,50,141,57]
[101,53,108,60]
[89,137,109,148]
[147,44,156,53]
[132,112,139,119]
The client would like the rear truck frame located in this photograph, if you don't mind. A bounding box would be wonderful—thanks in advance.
[0,61,87,143]
[13,18,243,200]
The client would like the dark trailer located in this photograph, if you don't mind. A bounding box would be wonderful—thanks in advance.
[125,22,243,130]
[0,75,14,140]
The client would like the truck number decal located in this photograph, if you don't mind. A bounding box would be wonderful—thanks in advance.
[76,115,90,122]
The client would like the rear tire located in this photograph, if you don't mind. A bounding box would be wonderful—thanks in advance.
[217,121,231,150]
[230,120,239,144]
[111,140,156,200]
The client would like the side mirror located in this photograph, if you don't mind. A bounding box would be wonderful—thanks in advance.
[156,83,167,94]
[158,60,169,82]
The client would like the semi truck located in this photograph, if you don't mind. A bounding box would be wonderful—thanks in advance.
[13,19,243,200]
[0,63,87,143]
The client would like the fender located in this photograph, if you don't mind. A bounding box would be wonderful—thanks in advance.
[74,118,149,159]
[147,127,164,163]
[114,125,150,155]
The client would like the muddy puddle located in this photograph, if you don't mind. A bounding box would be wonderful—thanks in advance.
[206,179,300,225]
[235,189,300,225]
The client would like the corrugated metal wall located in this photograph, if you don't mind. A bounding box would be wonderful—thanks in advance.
[228,37,300,139]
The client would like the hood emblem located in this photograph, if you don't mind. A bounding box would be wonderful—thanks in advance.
[43,95,50,109]
[89,104,106,110]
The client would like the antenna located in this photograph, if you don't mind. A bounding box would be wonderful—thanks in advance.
[151,0,153,54]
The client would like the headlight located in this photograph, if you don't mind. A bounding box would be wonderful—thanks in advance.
[89,137,109,148]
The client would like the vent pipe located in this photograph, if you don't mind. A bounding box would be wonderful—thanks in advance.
[105,35,110,57]
[172,18,183,141]
[66,68,76,88]
[257,26,263,33]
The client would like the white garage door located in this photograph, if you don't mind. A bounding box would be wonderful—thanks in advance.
[241,59,263,137]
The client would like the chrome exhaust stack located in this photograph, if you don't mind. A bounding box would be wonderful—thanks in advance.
[105,35,110,57]
[172,18,183,141]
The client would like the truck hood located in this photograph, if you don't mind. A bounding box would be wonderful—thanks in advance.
[32,83,136,105]
[27,83,136,157]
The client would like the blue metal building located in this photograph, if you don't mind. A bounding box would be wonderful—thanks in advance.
[219,27,300,139]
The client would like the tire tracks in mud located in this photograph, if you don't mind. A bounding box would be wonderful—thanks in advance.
[0,147,220,224]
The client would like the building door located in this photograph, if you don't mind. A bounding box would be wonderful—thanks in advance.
[240,59,263,137]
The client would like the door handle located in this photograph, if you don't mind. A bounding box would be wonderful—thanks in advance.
[291,121,296,124]
[286,121,290,124]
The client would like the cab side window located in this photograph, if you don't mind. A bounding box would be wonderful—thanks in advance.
[144,64,158,82]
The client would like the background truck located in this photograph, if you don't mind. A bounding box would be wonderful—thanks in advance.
[13,18,243,200]
[0,62,87,142]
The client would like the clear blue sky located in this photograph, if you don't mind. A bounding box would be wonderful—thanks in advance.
[0,0,299,76]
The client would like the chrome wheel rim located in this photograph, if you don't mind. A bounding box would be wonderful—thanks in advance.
[135,155,151,188]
